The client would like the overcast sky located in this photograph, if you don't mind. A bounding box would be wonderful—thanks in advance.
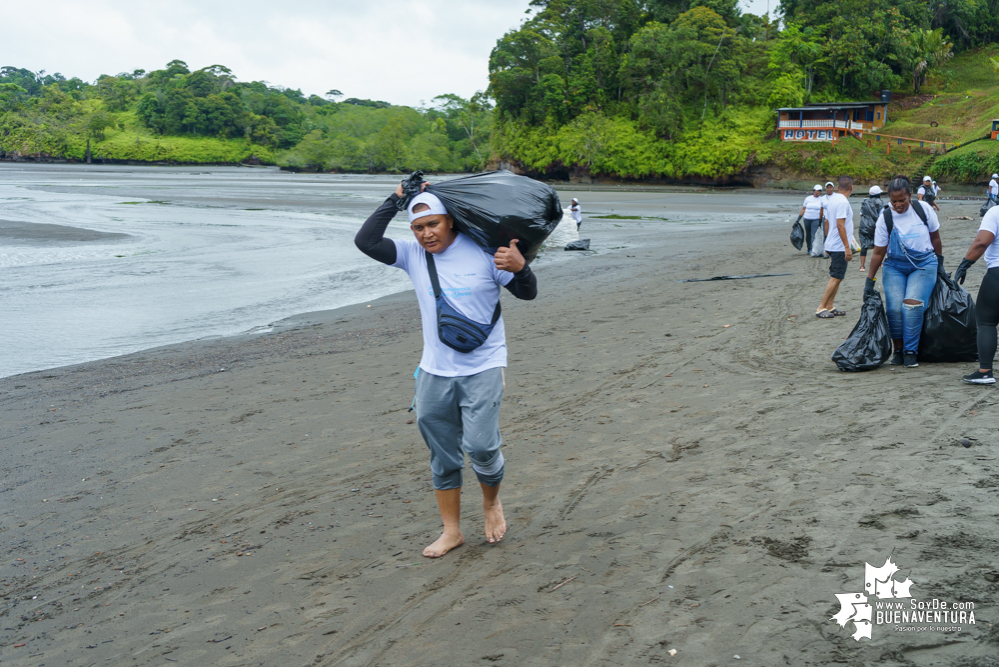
[3,0,771,108]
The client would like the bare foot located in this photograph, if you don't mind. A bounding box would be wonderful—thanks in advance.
[483,499,507,544]
[423,530,464,558]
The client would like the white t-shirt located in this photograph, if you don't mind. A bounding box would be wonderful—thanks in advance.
[980,205,999,269]
[802,195,824,218]
[990,179,999,196]
[823,192,854,252]
[933,184,941,195]
[570,203,582,223]
[873,200,940,254]
[392,232,513,377]
[821,194,833,221]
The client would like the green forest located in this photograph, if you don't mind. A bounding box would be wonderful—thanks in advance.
[2,0,999,184]
[0,61,490,172]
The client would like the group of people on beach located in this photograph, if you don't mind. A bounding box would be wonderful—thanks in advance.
[802,172,999,385]
[352,170,999,559]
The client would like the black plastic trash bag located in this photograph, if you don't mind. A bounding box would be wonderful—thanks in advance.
[918,272,978,363]
[831,290,892,372]
[565,239,590,251]
[790,220,805,250]
[396,170,562,264]
[981,199,996,218]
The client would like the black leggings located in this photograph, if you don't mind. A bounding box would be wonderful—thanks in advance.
[976,267,999,369]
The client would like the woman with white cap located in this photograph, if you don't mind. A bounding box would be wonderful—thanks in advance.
[570,198,582,229]
[917,176,939,211]
[798,185,826,255]
[858,185,885,272]
[354,181,538,557]
[988,173,999,206]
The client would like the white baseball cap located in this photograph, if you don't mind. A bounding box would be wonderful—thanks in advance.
[869,185,883,195]
[825,181,835,187]
[407,192,448,223]
[923,175,932,182]
[993,173,998,179]
[813,184,822,191]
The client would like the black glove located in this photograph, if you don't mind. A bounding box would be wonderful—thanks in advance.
[864,277,877,296]
[936,254,947,277]
[953,258,975,285]
[795,214,803,225]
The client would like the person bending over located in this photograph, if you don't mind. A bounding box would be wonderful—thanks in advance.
[953,204,999,384]
[354,182,537,557]
[864,176,943,368]
[816,176,854,318]
[858,185,884,272]
[798,184,825,255]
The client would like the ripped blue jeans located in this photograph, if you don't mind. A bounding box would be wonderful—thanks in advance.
[882,256,937,353]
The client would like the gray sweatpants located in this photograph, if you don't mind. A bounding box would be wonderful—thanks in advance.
[415,367,505,490]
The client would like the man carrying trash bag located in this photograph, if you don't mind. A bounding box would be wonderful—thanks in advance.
[354,181,538,557]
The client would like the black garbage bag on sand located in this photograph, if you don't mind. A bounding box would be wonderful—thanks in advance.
[564,239,590,251]
[831,290,892,372]
[790,220,805,250]
[918,272,978,363]
[981,199,996,218]
[397,170,562,264]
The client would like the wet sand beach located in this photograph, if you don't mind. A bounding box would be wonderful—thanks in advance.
[1,193,997,666]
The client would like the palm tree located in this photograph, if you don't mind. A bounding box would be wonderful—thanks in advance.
[907,28,953,93]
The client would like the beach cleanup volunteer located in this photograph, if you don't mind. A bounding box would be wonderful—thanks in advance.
[917,175,939,211]
[354,182,537,557]
[570,198,582,229]
[816,176,855,319]
[799,185,826,255]
[989,174,999,204]
[864,176,943,368]
[858,185,884,272]
[953,204,999,384]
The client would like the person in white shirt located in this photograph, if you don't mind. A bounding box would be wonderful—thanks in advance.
[354,183,538,557]
[570,198,582,229]
[816,176,854,318]
[953,205,999,384]
[798,184,826,254]
[917,175,939,211]
[822,181,835,213]
[864,176,943,368]
[988,173,999,204]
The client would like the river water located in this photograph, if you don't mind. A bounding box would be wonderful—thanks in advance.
[2,164,815,379]
[2,165,585,378]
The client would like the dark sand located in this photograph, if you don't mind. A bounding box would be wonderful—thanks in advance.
[1,195,997,666]
[0,220,130,245]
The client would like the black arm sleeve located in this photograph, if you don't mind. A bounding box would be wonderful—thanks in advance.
[503,264,537,300]
[354,195,400,265]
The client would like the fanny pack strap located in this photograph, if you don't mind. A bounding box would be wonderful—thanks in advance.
[425,250,501,325]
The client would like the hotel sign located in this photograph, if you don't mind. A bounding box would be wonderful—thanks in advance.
[783,129,834,141]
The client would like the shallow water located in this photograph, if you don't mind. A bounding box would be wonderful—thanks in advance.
[1,165,803,378]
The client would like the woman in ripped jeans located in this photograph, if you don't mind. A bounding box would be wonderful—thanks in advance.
[864,176,944,368]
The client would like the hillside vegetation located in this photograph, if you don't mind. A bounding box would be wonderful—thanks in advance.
[2,0,998,185]
[487,0,999,185]
[0,61,488,171]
